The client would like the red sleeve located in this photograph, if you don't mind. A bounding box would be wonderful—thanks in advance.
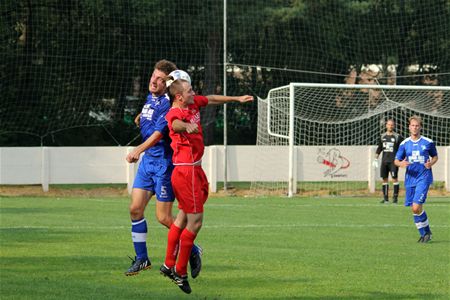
[194,95,208,107]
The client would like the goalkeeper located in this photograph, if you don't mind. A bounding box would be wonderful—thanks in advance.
[374,119,404,203]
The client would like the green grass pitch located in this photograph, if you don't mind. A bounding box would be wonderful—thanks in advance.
[1,195,449,299]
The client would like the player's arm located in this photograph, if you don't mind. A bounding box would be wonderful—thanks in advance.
[375,137,383,159]
[394,158,409,168]
[424,143,438,169]
[424,156,438,169]
[172,119,199,134]
[206,95,253,105]
[126,131,163,163]
[134,113,142,128]
[394,143,409,168]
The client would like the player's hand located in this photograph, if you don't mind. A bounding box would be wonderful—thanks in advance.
[237,95,254,103]
[398,160,410,168]
[424,159,432,169]
[134,113,141,128]
[185,123,199,134]
[126,150,141,163]
[372,159,379,168]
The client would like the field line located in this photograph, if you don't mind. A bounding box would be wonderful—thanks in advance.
[2,223,449,230]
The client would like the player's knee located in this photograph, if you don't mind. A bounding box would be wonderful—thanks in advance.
[191,220,203,233]
[411,205,422,215]
[129,203,144,219]
[157,214,173,228]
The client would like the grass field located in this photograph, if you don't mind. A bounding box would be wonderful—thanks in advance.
[1,195,449,299]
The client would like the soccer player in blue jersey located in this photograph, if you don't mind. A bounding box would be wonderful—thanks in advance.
[395,116,438,243]
[125,60,202,276]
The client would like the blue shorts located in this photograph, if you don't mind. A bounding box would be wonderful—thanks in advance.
[404,182,430,206]
[133,155,175,202]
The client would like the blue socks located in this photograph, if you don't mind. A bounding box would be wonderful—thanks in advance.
[131,218,148,259]
[413,211,430,237]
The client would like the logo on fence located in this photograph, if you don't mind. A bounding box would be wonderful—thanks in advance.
[317,148,350,178]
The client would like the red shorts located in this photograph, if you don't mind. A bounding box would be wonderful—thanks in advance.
[171,165,209,213]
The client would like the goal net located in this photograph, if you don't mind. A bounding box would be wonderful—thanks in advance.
[251,83,450,197]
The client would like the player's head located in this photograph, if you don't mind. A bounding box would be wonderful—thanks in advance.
[166,70,195,107]
[149,59,177,96]
[408,115,422,136]
[386,119,395,132]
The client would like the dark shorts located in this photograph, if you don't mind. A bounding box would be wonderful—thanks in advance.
[380,161,398,179]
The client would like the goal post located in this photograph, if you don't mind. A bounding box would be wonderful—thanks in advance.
[266,84,296,196]
[254,83,450,197]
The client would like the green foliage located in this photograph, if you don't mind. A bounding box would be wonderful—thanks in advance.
[1,196,449,299]
[1,0,449,145]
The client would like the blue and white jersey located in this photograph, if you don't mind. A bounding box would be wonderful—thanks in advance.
[139,93,172,159]
[395,136,438,187]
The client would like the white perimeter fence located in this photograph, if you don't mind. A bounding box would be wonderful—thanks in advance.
[1,146,449,194]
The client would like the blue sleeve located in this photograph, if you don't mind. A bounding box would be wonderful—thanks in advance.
[429,142,438,157]
[395,143,405,160]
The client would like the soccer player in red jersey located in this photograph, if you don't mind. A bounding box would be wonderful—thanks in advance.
[159,70,253,293]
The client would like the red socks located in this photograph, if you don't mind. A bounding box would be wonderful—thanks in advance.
[164,224,182,267]
[164,225,197,276]
[175,229,196,276]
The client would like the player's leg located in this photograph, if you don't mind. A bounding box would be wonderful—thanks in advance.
[176,212,203,275]
[125,156,154,275]
[153,159,203,278]
[411,183,432,243]
[161,210,191,293]
[174,166,208,281]
[154,163,176,228]
[160,166,187,287]
[380,163,389,203]
[163,166,208,293]
[126,188,152,275]
[390,163,400,203]
[188,167,209,278]
[156,201,174,228]
[163,210,187,269]
[171,212,202,294]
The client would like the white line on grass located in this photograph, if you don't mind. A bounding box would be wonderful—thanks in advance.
[208,203,450,208]
[2,223,449,230]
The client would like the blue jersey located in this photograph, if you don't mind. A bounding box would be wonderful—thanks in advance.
[139,93,172,159]
[395,136,438,187]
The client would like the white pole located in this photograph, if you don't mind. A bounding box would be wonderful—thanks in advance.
[446,147,450,192]
[289,83,450,91]
[368,146,376,193]
[126,147,135,195]
[223,0,228,191]
[41,147,49,192]
[288,83,295,197]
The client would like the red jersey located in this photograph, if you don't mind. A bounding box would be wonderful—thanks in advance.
[166,95,208,165]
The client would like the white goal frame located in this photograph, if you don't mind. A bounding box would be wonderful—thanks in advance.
[266,83,450,197]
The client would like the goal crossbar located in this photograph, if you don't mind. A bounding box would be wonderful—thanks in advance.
[263,83,450,197]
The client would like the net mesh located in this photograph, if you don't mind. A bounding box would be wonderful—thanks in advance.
[252,84,450,195]
[1,1,449,146]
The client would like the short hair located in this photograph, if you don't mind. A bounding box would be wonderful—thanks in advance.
[166,78,188,105]
[154,59,177,75]
[409,115,422,126]
[386,119,395,124]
